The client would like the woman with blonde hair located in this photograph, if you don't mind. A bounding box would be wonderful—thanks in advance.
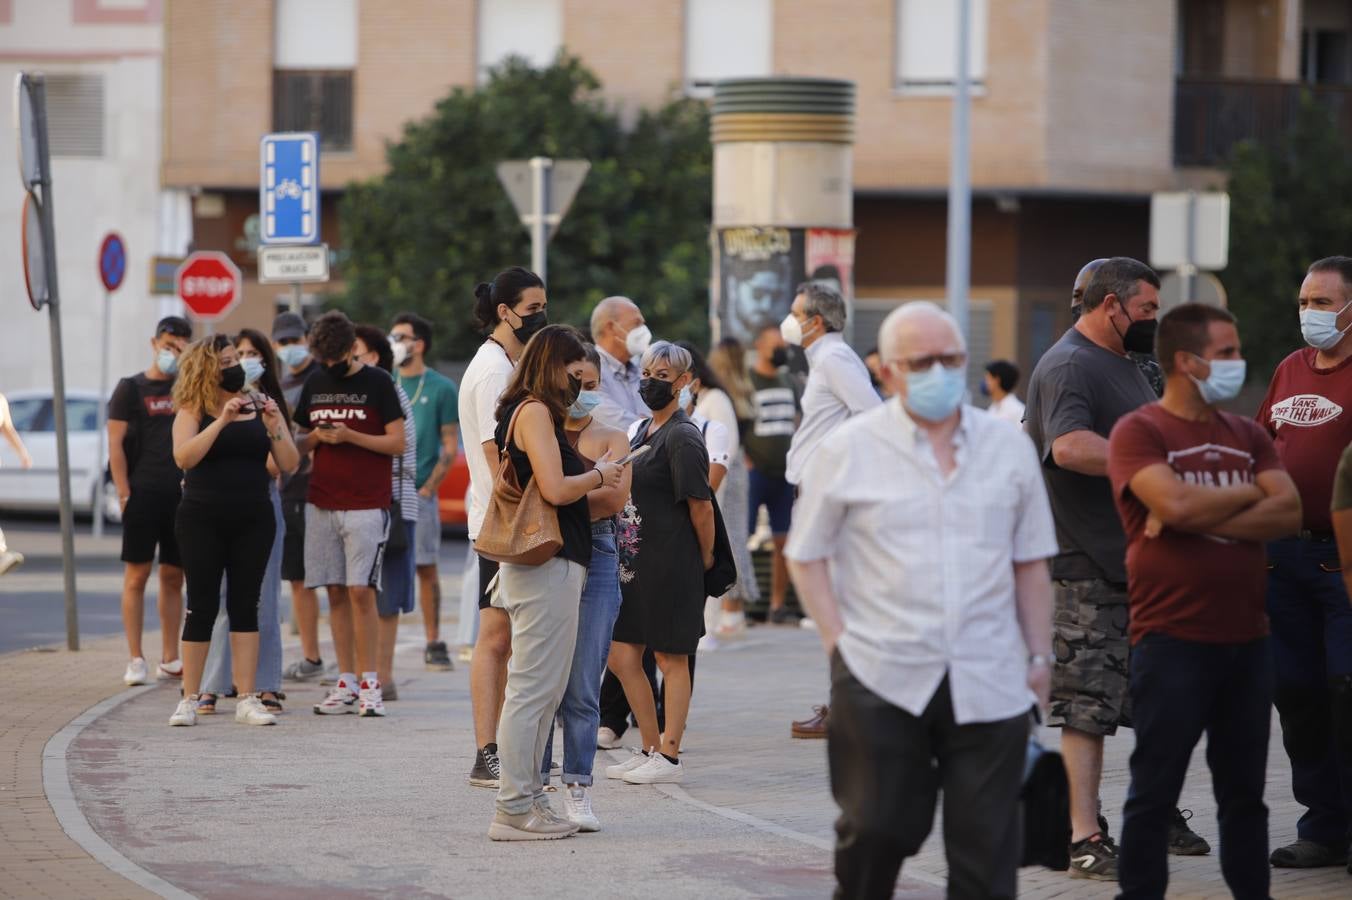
[167,335,298,727]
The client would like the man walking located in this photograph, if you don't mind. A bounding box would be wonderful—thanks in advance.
[787,302,1057,898]
[589,296,651,430]
[1109,304,1300,897]
[108,315,192,685]
[782,281,881,739]
[1025,257,1207,880]
[1258,255,1352,871]
[391,312,460,671]
[272,312,329,683]
[745,320,799,627]
[296,312,406,718]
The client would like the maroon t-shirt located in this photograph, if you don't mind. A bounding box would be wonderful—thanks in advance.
[1256,347,1352,532]
[293,364,404,511]
[1108,403,1282,644]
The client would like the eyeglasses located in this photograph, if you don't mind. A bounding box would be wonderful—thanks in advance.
[895,353,967,371]
[388,333,414,344]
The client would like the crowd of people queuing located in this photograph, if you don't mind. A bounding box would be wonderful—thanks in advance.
[94,251,1352,893]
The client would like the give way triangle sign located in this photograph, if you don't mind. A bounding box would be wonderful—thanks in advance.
[496,158,590,242]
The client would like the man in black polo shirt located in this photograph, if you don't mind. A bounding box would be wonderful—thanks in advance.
[108,315,191,686]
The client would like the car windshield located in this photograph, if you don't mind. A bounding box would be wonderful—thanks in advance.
[8,398,46,431]
[7,397,97,432]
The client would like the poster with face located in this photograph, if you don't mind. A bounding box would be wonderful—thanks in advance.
[805,228,856,306]
[715,227,806,345]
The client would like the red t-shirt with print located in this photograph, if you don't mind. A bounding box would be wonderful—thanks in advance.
[1255,347,1352,532]
[1108,403,1283,644]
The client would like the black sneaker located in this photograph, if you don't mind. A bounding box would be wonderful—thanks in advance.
[1270,838,1348,868]
[469,745,501,789]
[768,607,798,626]
[1068,833,1119,881]
[425,641,454,671]
[1168,808,1211,856]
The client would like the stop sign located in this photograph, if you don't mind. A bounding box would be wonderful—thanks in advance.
[176,251,242,321]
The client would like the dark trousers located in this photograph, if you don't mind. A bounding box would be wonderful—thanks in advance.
[828,652,1025,900]
[175,496,277,642]
[1118,635,1271,899]
[1266,536,1352,847]
[599,649,697,737]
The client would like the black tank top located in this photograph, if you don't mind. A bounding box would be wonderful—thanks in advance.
[495,399,591,569]
[183,409,272,502]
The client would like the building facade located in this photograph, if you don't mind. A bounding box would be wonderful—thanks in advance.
[161,0,1337,375]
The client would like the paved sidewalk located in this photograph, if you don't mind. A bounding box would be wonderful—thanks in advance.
[3,620,1346,897]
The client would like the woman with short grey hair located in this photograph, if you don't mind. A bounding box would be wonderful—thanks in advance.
[607,340,715,785]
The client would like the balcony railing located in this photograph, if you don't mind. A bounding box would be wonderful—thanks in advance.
[1174,76,1352,167]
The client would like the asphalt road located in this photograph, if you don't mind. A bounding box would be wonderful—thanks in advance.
[0,515,471,655]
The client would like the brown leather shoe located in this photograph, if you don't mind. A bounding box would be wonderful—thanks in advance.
[791,704,829,739]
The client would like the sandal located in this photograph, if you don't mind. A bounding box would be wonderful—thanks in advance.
[196,693,217,715]
[259,692,284,714]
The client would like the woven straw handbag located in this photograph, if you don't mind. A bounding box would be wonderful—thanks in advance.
[473,400,563,566]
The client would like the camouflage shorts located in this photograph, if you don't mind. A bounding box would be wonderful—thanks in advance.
[1047,578,1132,736]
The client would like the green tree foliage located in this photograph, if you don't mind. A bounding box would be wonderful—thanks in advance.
[338,56,713,361]
[1227,97,1352,384]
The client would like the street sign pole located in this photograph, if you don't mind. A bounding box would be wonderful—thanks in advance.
[529,157,551,283]
[27,74,79,650]
[291,282,301,314]
[946,0,972,341]
[93,286,110,538]
[1180,190,1197,305]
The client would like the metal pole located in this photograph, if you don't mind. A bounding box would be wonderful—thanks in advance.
[290,281,301,314]
[945,0,973,341]
[529,156,550,283]
[93,289,110,539]
[1181,190,1197,305]
[30,75,79,651]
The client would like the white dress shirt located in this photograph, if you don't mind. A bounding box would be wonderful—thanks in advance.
[990,393,1026,427]
[784,332,881,484]
[594,346,649,431]
[785,399,1058,724]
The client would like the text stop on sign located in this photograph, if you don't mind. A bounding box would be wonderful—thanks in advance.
[176,251,242,321]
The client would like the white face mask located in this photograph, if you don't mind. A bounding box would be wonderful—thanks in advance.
[624,323,652,359]
[390,338,409,368]
[780,313,805,347]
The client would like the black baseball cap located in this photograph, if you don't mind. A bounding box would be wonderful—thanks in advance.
[272,312,307,341]
[156,316,192,339]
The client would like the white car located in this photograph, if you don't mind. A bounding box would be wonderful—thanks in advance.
[0,389,120,522]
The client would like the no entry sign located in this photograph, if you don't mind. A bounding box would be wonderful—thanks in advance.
[176,251,242,322]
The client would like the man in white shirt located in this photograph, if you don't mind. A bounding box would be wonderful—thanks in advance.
[782,282,882,487]
[984,359,1026,426]
[589,296,651,430]
[786,302,1057,899]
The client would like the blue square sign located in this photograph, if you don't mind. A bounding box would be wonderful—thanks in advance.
[259,132,320,244]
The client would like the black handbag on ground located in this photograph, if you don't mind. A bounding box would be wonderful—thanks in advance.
[387,455,409,554]
[1021,732,1070,870]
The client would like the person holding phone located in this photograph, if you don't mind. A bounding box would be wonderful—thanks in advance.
[486,325,623,841]
[166,335,299,727]
[606,341,715,786]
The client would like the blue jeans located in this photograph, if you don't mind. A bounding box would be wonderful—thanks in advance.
[542,530,623,786]
[1265,536,1352,846]
[202,483,284,694]
[1119,634,1272,899]
[378,520,416,616]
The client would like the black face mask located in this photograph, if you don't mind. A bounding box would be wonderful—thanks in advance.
[564,373,582,407]
[509,309,548,345]
[1070,304,1083,325]
[639,377,676,411]
[324,360,351,379]
[1113,307,1157,355]
[770,347,789,368]
[220,364,246,393]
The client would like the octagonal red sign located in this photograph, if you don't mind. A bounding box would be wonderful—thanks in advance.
[176,251,242,321]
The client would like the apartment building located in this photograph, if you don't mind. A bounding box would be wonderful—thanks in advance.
[162,0,1341,370]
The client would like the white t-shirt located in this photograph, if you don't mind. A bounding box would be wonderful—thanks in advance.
[694,387,740,459]
[458,340,513,539]
[990,393,1026,427]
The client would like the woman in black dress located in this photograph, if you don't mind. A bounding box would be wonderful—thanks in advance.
[607,341,715,785]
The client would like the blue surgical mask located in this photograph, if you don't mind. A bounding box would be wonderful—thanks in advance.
[276,343,310,369]
[1300,301,1352,350]
[1190,357,1246,405]
[156,348,178,376]
[241,357,265,387]
[568,389,603,420]
[678,385,693,410]
[904,363,966,422]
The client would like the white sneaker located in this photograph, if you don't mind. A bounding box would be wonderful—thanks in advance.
[605,749,651,780]
[622,752,683,784]
[799,617,819,632]
[358,680,386,717]
[0,549,24,575]
[596,726,622,750]
[124,657,149,686]
[169,697,197,727]
[562,785,601,832]
[235,695,278,726]
[156,659,183,680]
[714,614,746,640]
[313,681,358,715]
[697,634,719,652]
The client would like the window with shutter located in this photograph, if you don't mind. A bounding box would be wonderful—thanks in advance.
[46,73,104,158]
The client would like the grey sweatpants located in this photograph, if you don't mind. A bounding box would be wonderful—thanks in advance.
[495,555,587,815]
